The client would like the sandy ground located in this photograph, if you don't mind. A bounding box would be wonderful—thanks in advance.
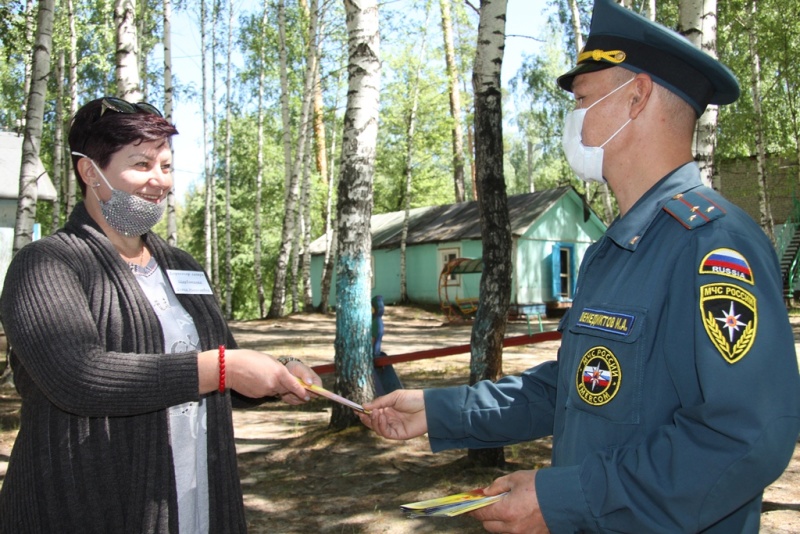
[1,307,799,532]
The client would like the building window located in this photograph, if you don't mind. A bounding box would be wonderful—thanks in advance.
[551,243,575,301]
[439,247,461,286]
[558,247,571,299]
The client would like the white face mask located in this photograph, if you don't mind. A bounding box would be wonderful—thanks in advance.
[72,151,166,237]
[561,77,635,184]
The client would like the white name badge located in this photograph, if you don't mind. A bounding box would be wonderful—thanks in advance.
[166,270,214,295]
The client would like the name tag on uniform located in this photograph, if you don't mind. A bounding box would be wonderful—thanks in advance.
[166,270,213,295]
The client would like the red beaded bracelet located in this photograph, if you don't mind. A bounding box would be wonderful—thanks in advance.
[218,345,226,393]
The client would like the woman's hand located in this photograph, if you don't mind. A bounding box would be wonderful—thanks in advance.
[198,349,313,401]
[280,359,322,405]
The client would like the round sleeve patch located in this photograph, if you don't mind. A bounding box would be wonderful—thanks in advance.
[699,248,754,285]
[700,283,757,364]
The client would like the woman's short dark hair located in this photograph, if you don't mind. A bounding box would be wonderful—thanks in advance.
[68,98,179,196]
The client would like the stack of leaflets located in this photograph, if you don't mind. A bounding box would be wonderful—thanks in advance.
[400,488,508,518]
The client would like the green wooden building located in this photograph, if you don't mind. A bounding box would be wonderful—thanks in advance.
[309,186,607,314]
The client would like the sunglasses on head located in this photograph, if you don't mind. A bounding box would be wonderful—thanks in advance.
[100,97,163,118]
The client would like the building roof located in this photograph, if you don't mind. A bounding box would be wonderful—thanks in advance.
[310,186,593,254]
[0,131,57,201]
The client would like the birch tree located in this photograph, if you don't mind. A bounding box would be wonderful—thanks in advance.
[254,2,269,318]
[164,0,177,246]
[52,51,64,233]
[440,0,466,202]
[114,0,142,101]
[747,0,773,241]
[331,0,380,430]
[269,0,318,318]
[66,0,78,215]
[318,67,345,314]
[468,0,509,467]
[680,0,720,188]
[223,0,234,318]
[14,0,54,255]
[201,0,213,278]
[400,8,431,303]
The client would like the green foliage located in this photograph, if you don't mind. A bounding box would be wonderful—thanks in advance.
[374,36,454,214]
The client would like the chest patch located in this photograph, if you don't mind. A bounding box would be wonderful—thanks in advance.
[700,283,757,364]
[699,248,754,285]
[575,346,622,406]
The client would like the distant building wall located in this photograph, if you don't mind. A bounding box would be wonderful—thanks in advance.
[717,155,798,225]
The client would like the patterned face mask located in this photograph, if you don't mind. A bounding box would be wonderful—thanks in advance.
[72,151,166,237]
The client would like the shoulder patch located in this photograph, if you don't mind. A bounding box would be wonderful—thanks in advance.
[699,248,754,285]
[663,192,726,230]
[700,283,757,364]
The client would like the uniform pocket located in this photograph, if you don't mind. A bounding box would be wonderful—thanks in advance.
[562,304,647,425]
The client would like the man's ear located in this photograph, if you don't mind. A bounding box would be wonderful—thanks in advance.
[629,73,653,119]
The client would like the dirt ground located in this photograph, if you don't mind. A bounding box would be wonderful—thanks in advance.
[1,306,799,533]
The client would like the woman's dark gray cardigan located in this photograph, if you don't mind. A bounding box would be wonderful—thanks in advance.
[0,203,246,533]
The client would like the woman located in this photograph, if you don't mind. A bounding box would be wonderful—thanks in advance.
[0,97,320,533]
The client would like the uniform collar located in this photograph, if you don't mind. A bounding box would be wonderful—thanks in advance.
[605,162,703,251]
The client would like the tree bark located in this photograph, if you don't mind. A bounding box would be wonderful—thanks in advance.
[440,0,466,203]
[114,0,142,101]
[747,0,774,241]
[66,0,78,215]
[331,0,380,431]
[14,0,54,255]
[400,8,430,304]
[680,0,720,189]
[223,0,234,318]
[318,69,343,314]
[468,0,509,468]
[255,2,269,318]
[163,0,178,246]
[52,50,64,233]
[269,0,319,318]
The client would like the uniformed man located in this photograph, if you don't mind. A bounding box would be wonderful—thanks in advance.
[360,0,800,532]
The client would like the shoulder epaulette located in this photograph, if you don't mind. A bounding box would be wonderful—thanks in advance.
[662,191,726,230]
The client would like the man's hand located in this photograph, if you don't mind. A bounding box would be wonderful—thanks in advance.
[469,470,550,534]
[358,389,428,440]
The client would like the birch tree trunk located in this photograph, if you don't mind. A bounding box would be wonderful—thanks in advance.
[331,0,380,430]
[748,0,774,241]
[114,0,142,101]
[20,0,34,129]
[223,0,234,318]
[440,0,466,203]
[163,0,177,246]
[468,0,509,468]
[14,0,54,255]
[52,50,64,233]
[269,0,319,318]
[301,117,315,311]
[211,0,220,292]
[255,2,268,318]
[66,0,78,215]
[681,0,719,188]
[201,0,213,278]
[278,0,292,192]
[400,8,430,304]
[318,68,343,314]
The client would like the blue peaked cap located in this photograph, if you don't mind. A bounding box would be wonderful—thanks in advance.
[557,0,740,115]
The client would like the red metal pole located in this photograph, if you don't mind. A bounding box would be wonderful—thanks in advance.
[310,331,562,375]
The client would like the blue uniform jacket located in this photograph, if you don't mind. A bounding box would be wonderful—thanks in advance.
[424,163,800,533]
